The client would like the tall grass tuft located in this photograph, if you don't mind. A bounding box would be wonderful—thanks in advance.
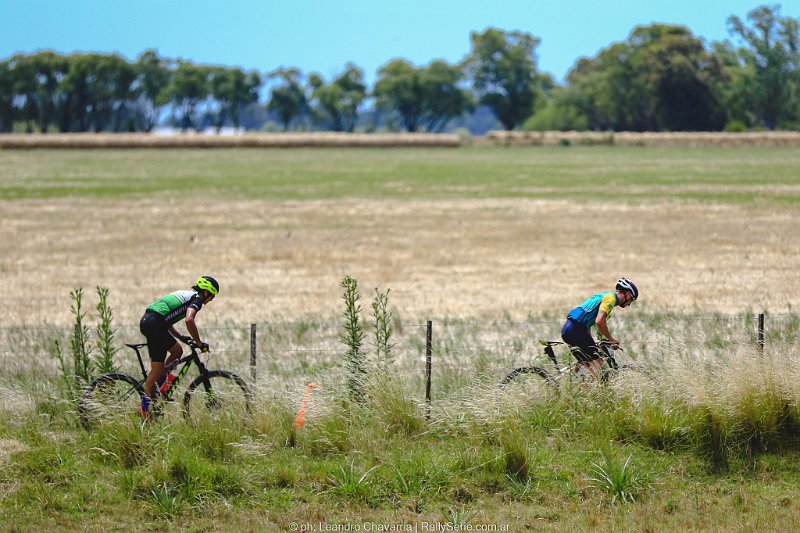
[51,287,119,402]
[52,288,93,402]
[69,288,93,394]
[94,286,118,375]
[340,275,366,402]
[363,373,426,437]
[500,431,530,483]
[371,287,395,370]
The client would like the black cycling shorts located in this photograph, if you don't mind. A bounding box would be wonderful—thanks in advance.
[139,311,177,363]
[561,318,600,363]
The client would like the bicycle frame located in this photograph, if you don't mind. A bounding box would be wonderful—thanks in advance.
[124,342,215,402]
[538,339,619,374]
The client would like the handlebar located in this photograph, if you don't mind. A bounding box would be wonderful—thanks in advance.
[181,338,210,353]
[597,340,623,351]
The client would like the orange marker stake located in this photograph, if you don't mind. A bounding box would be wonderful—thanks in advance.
[293,382,320,430]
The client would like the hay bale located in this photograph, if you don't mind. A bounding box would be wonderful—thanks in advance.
[484,131,800,147]
[0,132,463,149]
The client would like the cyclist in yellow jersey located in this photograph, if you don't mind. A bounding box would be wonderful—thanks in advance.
[561,278,638,378]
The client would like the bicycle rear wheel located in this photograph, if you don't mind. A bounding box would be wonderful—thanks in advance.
[78,372,145,429]
[500,366,558,399]
[182,370,252,422]
[501,366,552,385]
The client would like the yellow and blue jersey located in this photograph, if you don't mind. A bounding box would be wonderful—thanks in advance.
[566,292,618,329]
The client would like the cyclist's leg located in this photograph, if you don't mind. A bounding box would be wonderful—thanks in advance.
[140,313,179,414]
[561,318,601,376]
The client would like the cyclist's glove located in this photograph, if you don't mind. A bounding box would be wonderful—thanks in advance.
[199,342,210,353]
[179,335,192,344]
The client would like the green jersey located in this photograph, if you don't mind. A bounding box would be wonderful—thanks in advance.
[146,290,204,326]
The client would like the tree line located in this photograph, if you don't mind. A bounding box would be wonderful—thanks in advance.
[1,4,797,134]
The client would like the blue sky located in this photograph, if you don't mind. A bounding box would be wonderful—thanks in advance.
[2,0,795,84]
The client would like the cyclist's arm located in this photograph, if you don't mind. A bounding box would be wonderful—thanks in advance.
[595,311,619,346]
[185,307,202,344]
[168,325,190,343]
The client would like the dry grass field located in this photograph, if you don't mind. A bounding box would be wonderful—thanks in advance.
[1,146,798,325]
[2,196,798,325]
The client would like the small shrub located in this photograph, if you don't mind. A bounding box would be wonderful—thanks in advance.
[438,505,479,526]
[587,451,639,504]
[149,482,183,516]
[724,120,748,132]
[325,459,382,502]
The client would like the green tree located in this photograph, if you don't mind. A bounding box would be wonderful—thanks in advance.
[634,25,727,131]
[90,54,137,132]
[308,63,366,132]
[563,25,727,131]
[170,60,210,131]
[266,68,307,131]
[56,53,137,132]
[11,52,70,133]
[562,43,649,131]
[373,59,471,132]
[0,60,13,132]
[712,41,759,128]
[135,50,171,131]
[59,54,96,131]
[727,5,800,129]
[465,28,541,130]
[210,67,261,131]
[419,60,474,132]
[373,59,425,131]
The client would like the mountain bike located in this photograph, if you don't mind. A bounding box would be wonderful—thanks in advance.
[78,339,252,429]
[501,339,650,388]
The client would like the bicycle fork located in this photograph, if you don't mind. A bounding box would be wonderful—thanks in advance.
[194,359,221,408]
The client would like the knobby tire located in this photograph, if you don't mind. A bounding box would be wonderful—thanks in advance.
[182,370,252,421]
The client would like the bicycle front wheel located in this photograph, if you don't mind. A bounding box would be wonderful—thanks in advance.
[79,372,145,429]
[182,370,252,422]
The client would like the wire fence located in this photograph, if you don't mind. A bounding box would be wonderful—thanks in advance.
[1,312,798,401]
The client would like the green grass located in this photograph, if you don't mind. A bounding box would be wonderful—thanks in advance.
[1,146,799,203]
[2,311,800,530]
[2,372,800,531]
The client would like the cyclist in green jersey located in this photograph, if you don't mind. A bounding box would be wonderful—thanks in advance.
[561,278,638,378]
[138,275,219,419]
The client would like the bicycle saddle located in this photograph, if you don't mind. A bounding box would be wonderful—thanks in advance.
[125,342,147,348]
[538,340,565,347]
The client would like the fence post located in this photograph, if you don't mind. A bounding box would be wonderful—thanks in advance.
[250,323,257,381]
[757,313,765,356]
[425,320,432,420]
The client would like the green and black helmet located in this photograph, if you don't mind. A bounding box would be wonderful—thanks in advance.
[195,275,220,295]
